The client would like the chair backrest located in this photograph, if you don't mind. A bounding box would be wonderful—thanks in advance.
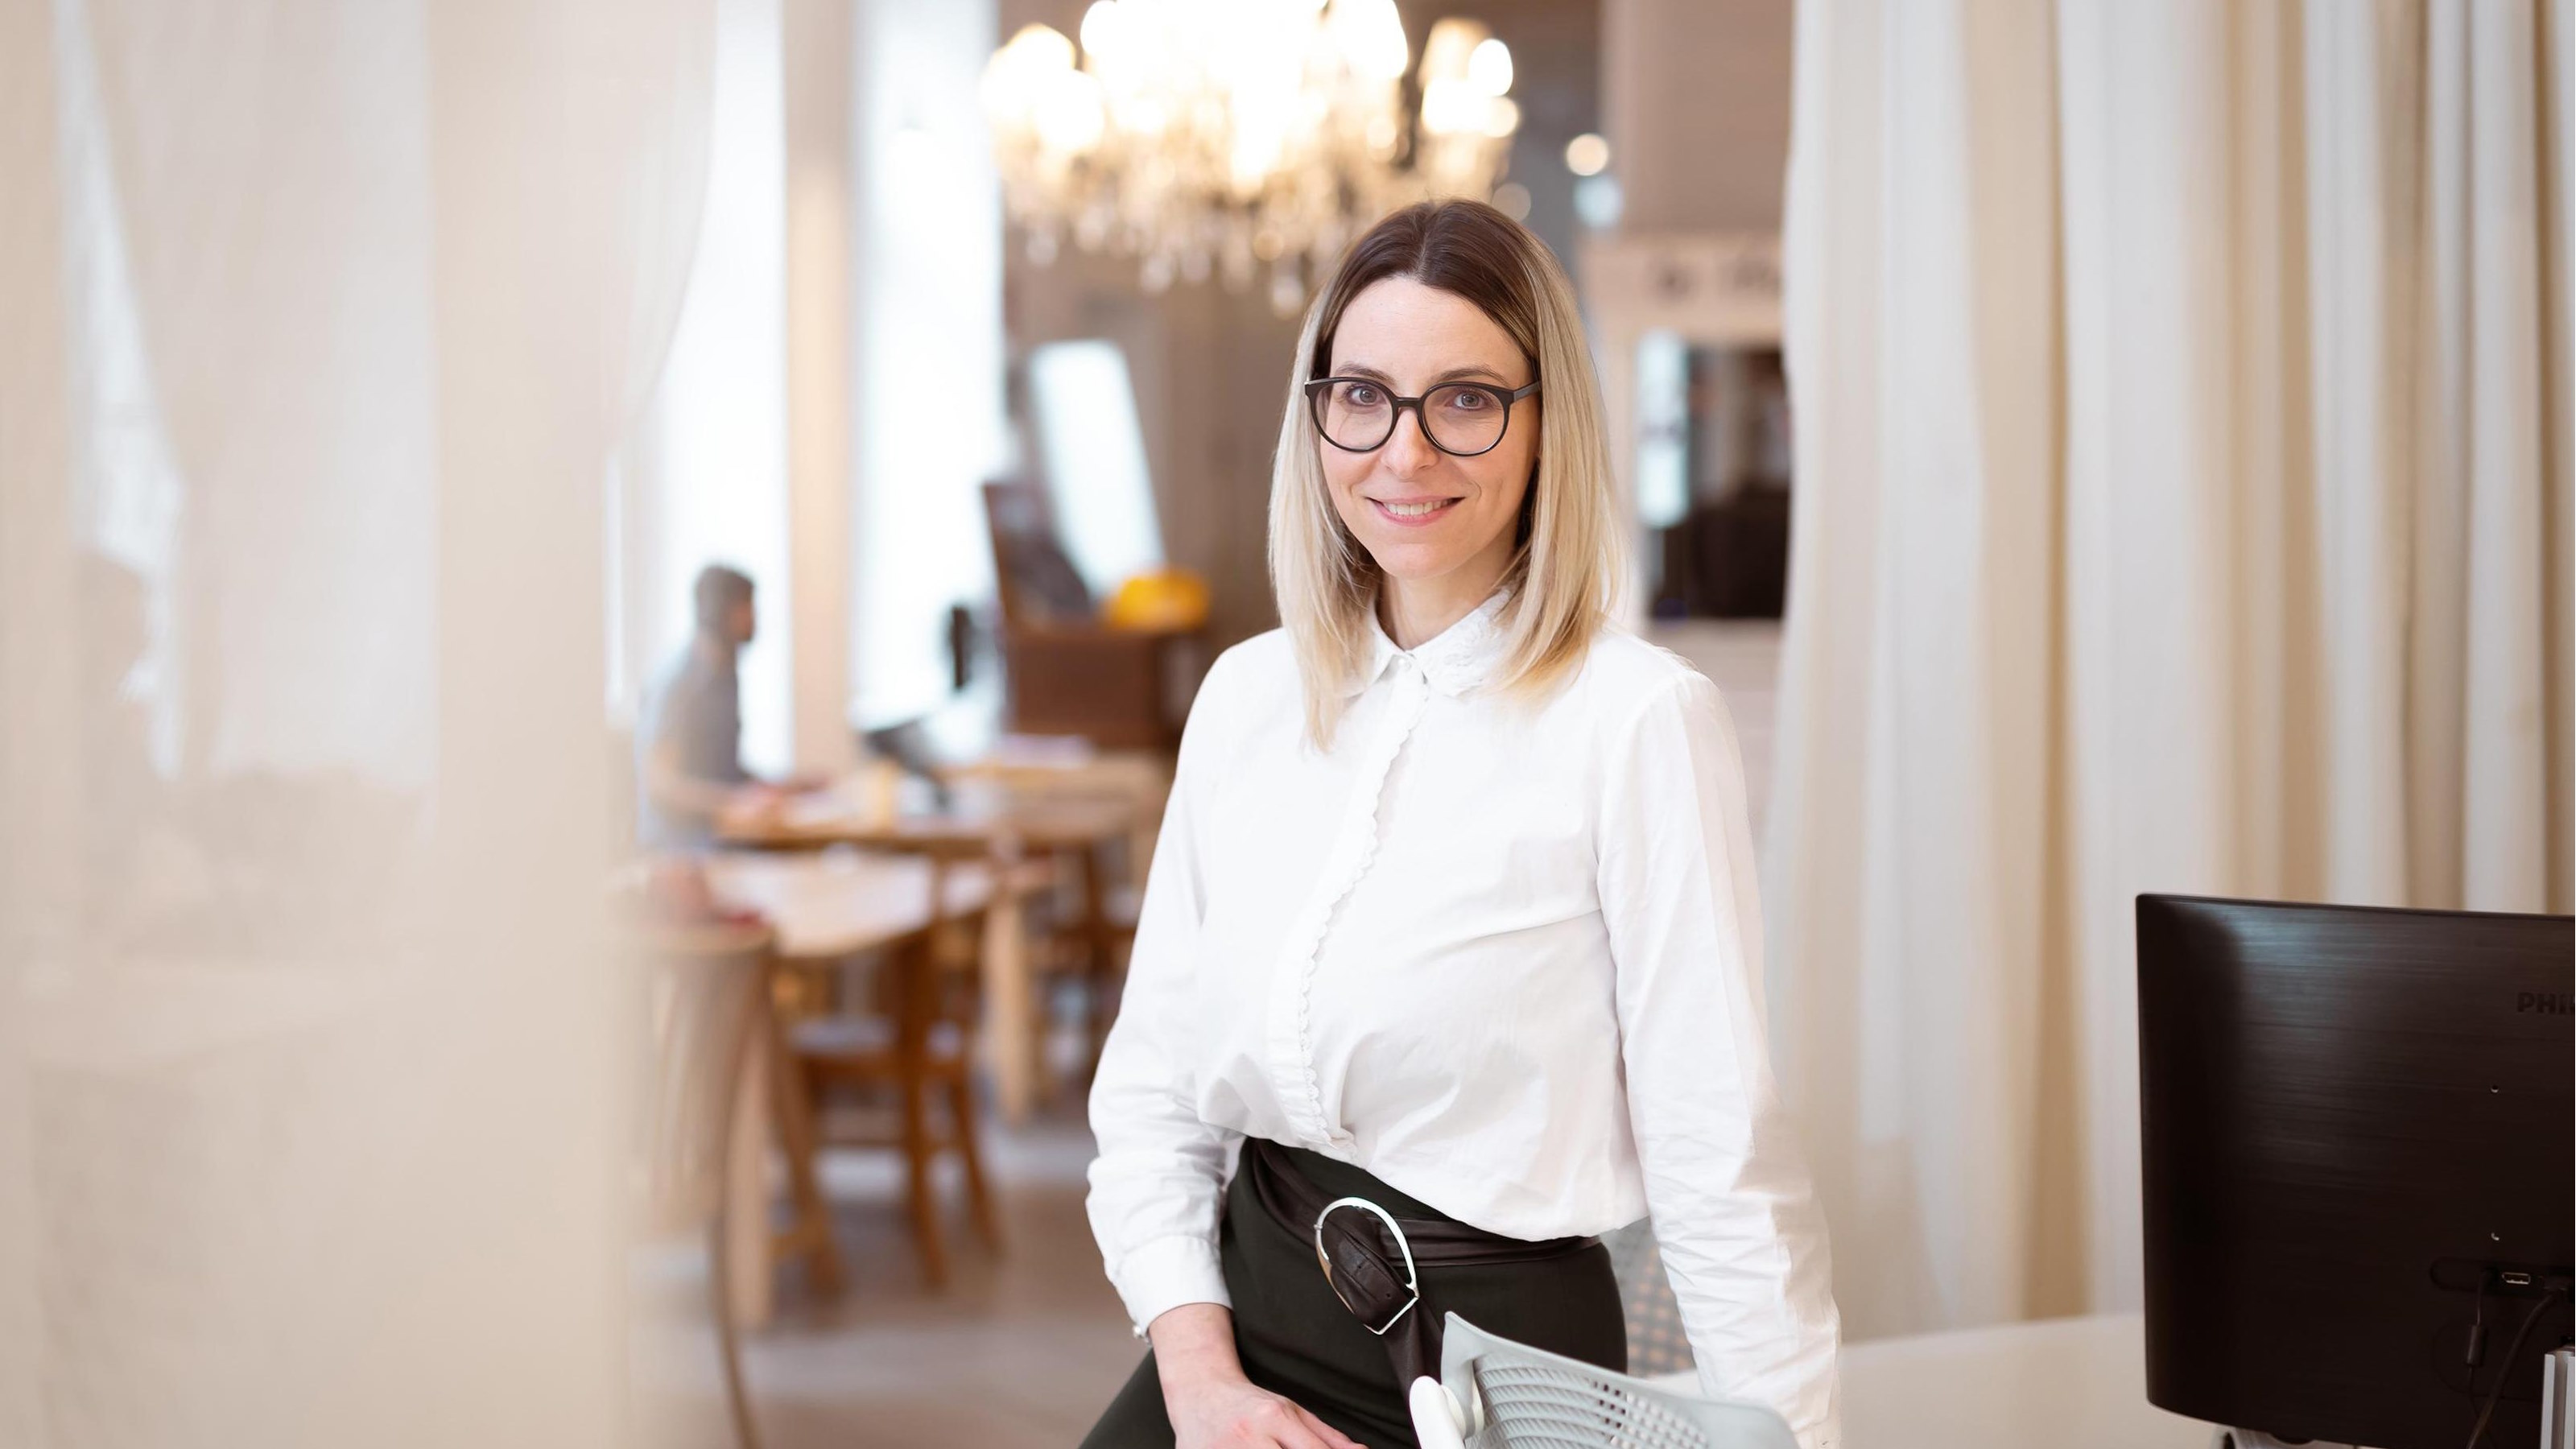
[981,478,1095,626]
[1439,1314,1799,1449]
[633,921,773,1235]
[873,848,989,1039]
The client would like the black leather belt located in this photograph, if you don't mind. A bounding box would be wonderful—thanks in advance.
[1241,1137,1600,1391]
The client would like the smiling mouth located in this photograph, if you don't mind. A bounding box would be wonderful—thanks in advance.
[1373,497,1460,518]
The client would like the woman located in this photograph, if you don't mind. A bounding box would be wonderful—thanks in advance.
[1081,200,1840,1449]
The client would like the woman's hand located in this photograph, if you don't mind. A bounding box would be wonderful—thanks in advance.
[1166,1376,1364,1449]
[1150,1303,1364,1449]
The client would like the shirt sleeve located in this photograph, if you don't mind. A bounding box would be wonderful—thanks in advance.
[1084,655,1244,1335]
[1596,670,1843,1449]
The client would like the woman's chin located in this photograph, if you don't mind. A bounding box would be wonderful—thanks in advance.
[1362,540,1472,583]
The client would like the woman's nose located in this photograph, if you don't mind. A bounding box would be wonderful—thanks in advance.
[1381,406,1440,473]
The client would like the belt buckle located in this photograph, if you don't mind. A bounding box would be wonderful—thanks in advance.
[1312,1195,1421,1336]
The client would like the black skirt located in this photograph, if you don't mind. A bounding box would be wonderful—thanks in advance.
[1078,1144,1627,1449]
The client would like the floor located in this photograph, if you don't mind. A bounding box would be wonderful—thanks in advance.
[632,621,1784,1449]
[633,1109,1140,1449]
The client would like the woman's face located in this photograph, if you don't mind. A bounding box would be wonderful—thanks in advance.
[1319,276,1538,592]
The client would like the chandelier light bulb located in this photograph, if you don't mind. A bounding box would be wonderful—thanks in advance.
[1009,23,1075,75]
[1467,36,1513,97]
[1079,0,1122,62]
[1331,0,1411,82]
[981,23,1075,128]
[1032,68,1106,155]
[1417,18,1482,87]
[1419,78,1476,137]
[1565,132,1612,176]
[1121,95,1169,137]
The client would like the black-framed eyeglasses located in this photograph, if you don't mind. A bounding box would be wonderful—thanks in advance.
[1303,376,1541,457]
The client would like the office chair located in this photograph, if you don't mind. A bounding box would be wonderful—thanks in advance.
[1412,1313,1799,1449]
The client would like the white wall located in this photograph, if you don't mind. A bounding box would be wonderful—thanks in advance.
[1601,0,1794,235]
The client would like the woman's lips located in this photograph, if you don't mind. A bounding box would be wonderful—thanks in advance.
[1370,497,1461,527]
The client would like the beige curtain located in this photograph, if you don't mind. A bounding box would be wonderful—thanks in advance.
[1769,0,2572,1342]
[0,1,713,1443]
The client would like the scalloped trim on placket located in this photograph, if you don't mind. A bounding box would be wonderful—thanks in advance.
[1263,658,1433,1149]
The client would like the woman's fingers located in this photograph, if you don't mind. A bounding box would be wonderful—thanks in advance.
[1290,1405,1364,1449]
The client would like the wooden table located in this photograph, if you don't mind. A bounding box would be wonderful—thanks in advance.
[700,850,994,1327]
[942,742,1174,869]
[717,792,1137,1125]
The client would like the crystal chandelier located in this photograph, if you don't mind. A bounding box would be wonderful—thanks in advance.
[980,0,1521,316]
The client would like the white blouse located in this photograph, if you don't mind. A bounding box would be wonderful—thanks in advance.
[1085,592,1842,1448]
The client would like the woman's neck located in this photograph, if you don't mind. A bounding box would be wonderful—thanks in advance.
[1377,561,1506,651]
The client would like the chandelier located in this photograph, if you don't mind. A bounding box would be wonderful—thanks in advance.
[980,0,1521,316]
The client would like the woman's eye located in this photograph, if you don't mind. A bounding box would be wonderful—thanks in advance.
[1344,383,1384,407]
[1447,390,1491,411]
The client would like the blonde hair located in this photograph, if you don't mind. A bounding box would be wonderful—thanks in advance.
[1267,200,1624,748]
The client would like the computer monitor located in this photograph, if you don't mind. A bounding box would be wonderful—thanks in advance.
[2137,894,2573,1449]
[857,718,953,812]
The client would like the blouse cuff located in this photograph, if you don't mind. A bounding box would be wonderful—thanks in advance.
[1697,1368,1838,1449]
[1110,1232,1231,1339]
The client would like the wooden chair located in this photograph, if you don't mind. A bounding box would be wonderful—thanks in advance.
[634,919,774,1449]
[788,852,1001,1287]
[1030,843,1138,1096]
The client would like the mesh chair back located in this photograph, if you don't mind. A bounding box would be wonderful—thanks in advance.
[1439,1314,1799,1449]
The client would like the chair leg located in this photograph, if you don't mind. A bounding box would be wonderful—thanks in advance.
[899,1070,949,1287]
[705,1216,763,1449]
[1078,844,1117,1070]
[948,1073,1002,1252]
[770,1021,845,1295]
[1076,964,1123,1091]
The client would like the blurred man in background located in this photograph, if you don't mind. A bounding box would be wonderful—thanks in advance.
[637,564,782,847]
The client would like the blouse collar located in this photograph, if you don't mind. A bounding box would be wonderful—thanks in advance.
[1352,588,1513,699]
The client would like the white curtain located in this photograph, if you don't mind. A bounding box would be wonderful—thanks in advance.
[1769,0,2573,1342]
[0,1,713,1442]
[611,0,795,778]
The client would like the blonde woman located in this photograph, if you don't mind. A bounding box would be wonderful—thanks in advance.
[1080,200,1840,1449]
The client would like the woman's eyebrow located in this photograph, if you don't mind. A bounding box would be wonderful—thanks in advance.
[1327,361,1515,386]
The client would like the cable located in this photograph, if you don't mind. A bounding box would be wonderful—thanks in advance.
[2465,1285,2568,1449]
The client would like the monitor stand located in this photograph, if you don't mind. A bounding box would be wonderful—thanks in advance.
[2545,1346,2574,1449]
[2217,1352,2576,1449]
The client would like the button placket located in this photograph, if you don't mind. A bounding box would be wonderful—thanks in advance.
[1264,661,1431,1148]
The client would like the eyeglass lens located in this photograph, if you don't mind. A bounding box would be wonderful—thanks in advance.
[1317,380,1513,455]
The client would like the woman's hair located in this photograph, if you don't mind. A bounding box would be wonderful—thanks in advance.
[1266,199,1623,748]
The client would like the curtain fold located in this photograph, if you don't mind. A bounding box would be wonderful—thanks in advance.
[0,0,77,1439]
[1774,0,2572,1340]
[3,2,717,1442]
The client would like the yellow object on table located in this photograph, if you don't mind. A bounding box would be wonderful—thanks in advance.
[1104,567,1209,631]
